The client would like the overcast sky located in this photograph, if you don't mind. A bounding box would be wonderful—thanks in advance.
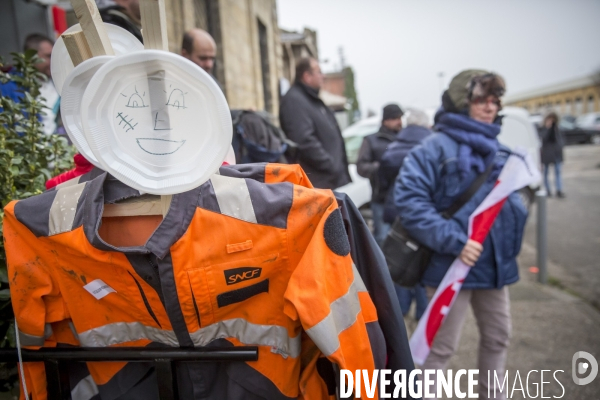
[277,0,600,115]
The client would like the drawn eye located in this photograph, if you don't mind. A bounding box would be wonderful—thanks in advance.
[127,93,147,108]
[122,86,148,108]
[166,89,186,109]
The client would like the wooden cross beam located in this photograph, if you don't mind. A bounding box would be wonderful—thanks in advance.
[70,0,115,56]
[61,31,93,66]
[140,0,169,51]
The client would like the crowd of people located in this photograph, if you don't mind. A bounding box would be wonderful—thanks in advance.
[2,6,547,397]
[279,60,531,399]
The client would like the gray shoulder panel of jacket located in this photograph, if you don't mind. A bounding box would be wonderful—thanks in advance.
[203,174,292,229]
[219,163,267,182]
[14,181,89,238]
[244,178,292,229]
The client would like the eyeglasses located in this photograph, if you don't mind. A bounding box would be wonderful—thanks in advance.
[471,96,500,107]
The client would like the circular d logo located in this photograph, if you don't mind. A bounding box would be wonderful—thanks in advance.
[572,351,598,385]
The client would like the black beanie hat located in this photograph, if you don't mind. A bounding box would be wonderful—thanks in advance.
[382,104,404,121]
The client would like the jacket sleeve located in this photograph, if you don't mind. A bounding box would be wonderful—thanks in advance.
[4,202,68,400]
[334,192,420,392]
[394,143,468,256]
[284,200,378,397]
[378,146,400,195]
[279,100,335,172]
[356,137,378,178]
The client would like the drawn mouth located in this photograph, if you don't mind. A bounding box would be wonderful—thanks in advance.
[136,138,186,155]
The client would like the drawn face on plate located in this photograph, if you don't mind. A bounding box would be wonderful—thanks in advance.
[113,72,206,161]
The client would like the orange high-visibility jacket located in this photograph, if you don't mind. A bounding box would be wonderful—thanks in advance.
[5,165,379,399]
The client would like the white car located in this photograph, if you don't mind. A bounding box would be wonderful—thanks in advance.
[336,107,541,209]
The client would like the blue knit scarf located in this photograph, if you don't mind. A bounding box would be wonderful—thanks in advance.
[435,112,501,178]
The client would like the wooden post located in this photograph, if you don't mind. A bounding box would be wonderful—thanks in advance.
[140,0,169,51]
[61,31,93,66]
[70,0,115,56]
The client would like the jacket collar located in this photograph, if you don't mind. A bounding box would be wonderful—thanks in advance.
[296,82,321,101]
[395,125,431,144]
[82,172,201,259]
[377,125,399,141]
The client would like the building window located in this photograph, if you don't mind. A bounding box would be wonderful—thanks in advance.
[257,18,272,113]
[565,99,572,115]
[555,101,562,114]
[588,95,596,113]
[575,97,583,116]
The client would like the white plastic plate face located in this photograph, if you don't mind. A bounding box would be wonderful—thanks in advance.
[60,56,112,167]
[51,23,143,95]
[81,50,232,195]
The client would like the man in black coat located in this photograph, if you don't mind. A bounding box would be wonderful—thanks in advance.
[279,58,351,189]
[100,0,143,43]
[356,104,403,245]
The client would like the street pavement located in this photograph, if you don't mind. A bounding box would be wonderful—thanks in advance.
[405,144,600,399]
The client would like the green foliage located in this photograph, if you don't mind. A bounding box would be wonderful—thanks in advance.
[0,50,74,391]
[343,66,360,125]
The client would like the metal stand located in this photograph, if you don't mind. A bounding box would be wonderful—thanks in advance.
[536,190,548,284]
[0,346,258,400]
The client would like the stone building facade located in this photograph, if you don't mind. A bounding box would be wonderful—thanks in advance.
[505,75,600,117]
[167,0,283,114]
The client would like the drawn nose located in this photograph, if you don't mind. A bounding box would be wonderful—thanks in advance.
[154,108,171,130]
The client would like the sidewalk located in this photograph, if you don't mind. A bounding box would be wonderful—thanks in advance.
[423,235,600,398]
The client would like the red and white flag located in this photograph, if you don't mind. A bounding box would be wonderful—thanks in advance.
[409,148,540,365]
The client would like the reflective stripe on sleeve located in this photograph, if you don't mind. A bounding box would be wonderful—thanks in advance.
[78,322,179,347]
[71,375,99,400]
[77,319,299,358]
[18,323,54,346]
[210,175,258,223]
[189,318,301,359]
[49,182,85,236]
[304,264,368,356]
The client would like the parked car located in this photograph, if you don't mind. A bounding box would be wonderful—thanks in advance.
[558,118,595,145]
[574,112,600,145]
[335,116,379,209]
[336,106,541,209]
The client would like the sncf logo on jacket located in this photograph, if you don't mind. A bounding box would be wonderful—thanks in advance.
[224,266,262,285]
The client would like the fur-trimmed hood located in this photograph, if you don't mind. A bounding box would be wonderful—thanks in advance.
[442,69,506,114]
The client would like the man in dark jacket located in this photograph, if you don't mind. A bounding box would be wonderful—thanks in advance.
[100,0,143,43]
[279,57,351,189]
[379,109,432,322]
[379,108,432,224]
[356,104,403,245]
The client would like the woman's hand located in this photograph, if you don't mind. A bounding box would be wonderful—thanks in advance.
[459,239,483,267]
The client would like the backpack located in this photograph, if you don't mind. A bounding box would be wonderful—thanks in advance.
[230,110,297,164]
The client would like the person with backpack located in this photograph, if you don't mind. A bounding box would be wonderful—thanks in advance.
[394,70,528,399]
[378,109,432,323]
[356,104,404,246]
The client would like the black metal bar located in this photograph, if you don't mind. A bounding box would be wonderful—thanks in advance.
[155,361,177,400]
[0,346,258,363]
[43,360,70,400]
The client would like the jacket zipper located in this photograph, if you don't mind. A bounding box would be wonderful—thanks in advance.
[189,286,202,327]
[128,270,162,328]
